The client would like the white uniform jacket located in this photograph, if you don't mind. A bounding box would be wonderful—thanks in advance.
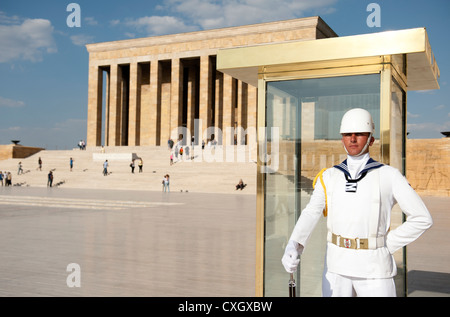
[289,155,433,279]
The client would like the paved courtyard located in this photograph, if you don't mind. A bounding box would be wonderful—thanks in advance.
[0,187,256,297]
[0,187,448,297]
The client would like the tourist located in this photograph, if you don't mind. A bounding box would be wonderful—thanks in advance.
[162,174,170,192]
[138,158,143,173]
[235,179,246,190]
[103,160,108,176]
[17,162,23,175]
[6,172,12,186]
[130,160,135,173]
[47,171,53,187]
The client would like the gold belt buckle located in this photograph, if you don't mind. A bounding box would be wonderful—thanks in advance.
[332,233,369,250]
[342,237,357,249]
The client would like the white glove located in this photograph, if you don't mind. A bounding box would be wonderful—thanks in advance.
[281,240,302,273]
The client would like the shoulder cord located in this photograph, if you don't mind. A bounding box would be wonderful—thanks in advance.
[313,168,328,217]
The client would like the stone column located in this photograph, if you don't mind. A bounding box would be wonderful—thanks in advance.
[187,65,197,139]
[149,60,161,145]
[87,65,103,147]
[160,62,171,147]
[236,81,248,145]
[140,62,151,145]
[247,84,257,158]
[199,55,212,145]
[214,71,223,144]
[128,62,141,146]
[170,58,183,140]
[108,64,121,146]
[222,73,235,145]
[301,101,315,141]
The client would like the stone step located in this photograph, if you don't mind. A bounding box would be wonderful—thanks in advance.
[0,146,257,195]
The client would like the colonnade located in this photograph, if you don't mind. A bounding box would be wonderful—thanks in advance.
[87,55,257,147]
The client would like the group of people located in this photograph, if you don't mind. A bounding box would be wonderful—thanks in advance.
[129,158,144,173]
[168,136,199,164]
[0,171,12,186]
[78,140,86,150]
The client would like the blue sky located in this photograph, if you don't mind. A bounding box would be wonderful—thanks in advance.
[0,0,449,149]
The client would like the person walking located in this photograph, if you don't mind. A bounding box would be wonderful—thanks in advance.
[281,108,433,297]
[47,171,53,187]
[162,174,170,192]
[6,172,12,186]
[138,158,143,173]
[103,160,108,176]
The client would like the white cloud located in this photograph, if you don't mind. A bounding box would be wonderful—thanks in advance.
[70,34,95,46]
[125,16,198,35]
[407,111,420,119]
[84,17,98,26]
[110,19,121,26]
[120,0,337,36]
[0,13,56,63]
[0,96,25,108]
[407,121,450,134]
[166,0,338,29]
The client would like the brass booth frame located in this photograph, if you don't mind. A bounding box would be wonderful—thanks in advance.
[217,27,439,297]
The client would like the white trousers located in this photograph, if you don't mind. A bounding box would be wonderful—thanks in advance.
[322,271,396,297]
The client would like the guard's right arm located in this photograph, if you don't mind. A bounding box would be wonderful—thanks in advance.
[288,169,329,249]
[281,169,330,273]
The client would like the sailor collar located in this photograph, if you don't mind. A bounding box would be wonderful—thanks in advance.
[334,158,384,193]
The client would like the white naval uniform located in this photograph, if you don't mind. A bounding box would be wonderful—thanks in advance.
[289,153,433,295]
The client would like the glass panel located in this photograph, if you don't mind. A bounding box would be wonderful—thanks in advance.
[263,74,380,296]
[390,77,407,296]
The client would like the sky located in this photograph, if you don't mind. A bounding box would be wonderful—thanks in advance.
[0,0,449,150]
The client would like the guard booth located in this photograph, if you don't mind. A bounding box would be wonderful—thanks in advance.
[217,27,440,297]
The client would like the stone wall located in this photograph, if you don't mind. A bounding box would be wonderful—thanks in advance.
[406,138,449,196]
[0,144,44,160]
[272,138,449,197]
[1,138,448,196]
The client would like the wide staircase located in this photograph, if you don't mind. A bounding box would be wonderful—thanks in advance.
[0,146,257,195]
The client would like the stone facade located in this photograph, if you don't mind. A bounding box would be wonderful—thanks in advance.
[0,144,44,160]
[85,17,337,147]
[406,138,450,196]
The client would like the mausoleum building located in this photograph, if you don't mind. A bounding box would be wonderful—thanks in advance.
[85,17,337,147]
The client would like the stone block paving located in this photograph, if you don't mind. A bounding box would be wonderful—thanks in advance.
[0,187,256,297]
[0,187,448,297]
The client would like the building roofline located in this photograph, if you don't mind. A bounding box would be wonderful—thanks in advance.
[86,16,337,53]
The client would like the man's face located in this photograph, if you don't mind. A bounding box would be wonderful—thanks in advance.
[341,132,374,156]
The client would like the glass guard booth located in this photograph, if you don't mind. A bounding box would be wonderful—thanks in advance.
[217,28,439,297]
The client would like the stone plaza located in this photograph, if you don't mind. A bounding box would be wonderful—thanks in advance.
[0,184,448,297]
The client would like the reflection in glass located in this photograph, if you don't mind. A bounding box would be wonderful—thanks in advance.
[263,74,381,296]
[390,77,407,296]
